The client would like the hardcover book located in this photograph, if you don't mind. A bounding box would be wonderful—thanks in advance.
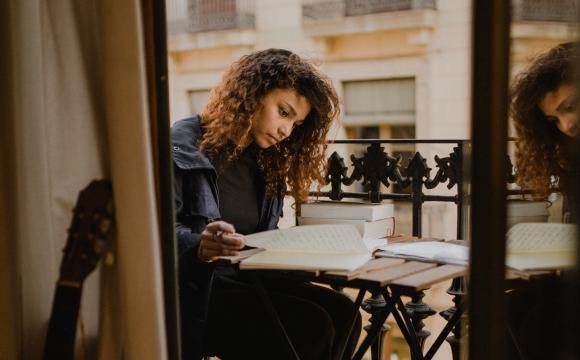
[297,216,395,240]
[299,201,394,221]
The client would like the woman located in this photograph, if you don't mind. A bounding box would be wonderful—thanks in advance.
[172,49,361,360]
[511,42,579,201]
[508,42,579,359]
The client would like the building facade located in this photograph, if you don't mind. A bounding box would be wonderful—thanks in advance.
[166,0,577,238]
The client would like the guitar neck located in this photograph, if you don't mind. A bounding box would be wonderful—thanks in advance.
[43,281,83,360]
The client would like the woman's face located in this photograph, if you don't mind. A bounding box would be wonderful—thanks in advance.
[538,83,579,138]
[250,88,311,149]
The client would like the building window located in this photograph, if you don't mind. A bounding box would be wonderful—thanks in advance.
[187,89,211,115]
[348,126,380,139]
[342,77,416,189]
[188,0,256,33]
[342,77,415,126]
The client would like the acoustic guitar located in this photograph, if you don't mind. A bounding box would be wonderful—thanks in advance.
[43,180,115,360]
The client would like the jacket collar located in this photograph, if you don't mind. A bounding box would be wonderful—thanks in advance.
[171,115,215,171]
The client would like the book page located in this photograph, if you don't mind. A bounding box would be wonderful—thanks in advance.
[507,223,577,253]
[240,251,372,272]
[364,237,389,251]
[245,224,368,254]
[506,251,574,271]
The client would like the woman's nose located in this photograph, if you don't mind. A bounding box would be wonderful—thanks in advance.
[277,123,292,139]
[562,114,579,136]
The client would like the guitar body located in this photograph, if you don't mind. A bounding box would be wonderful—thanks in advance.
[43,180,114,360]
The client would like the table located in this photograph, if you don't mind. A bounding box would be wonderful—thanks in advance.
[220,254,467,360]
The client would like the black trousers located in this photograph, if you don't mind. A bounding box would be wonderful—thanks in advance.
[506,275,565,360]
[205,270,362,360]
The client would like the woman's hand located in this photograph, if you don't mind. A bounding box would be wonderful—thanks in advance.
[197,221,245,262]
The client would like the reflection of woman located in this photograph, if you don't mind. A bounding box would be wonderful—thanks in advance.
[508,42,578,359]
[172,49,360,360]
[511,42,579,200]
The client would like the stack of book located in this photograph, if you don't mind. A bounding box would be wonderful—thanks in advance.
[506,200,549,229]
[298,201,395,240]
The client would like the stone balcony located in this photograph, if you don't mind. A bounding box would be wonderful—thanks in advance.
[301,0,437,37]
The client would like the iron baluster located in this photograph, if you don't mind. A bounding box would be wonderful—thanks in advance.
[404,152,431,237]
[362,290,391,360]
[348,142,400,203]
[404,290,436,358]
[440,277,467,360]
[325,152,349,201]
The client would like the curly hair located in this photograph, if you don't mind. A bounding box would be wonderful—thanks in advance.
[199,49,340,203]
[511,42,578,198]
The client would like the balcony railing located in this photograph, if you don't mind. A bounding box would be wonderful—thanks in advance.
[512,0,578,23]
[311,138,543,239]
[312,139,465,238]
[302,0,436,21]
[187,0,255,33]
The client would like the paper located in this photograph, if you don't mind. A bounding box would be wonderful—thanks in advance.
[507,223,577,253]
[376,241,469,266]
[363,237,389,251]
[245,224,368,254]
[240,251,372,272]
[506,252,573,271]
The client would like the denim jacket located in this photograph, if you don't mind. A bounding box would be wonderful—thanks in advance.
[171,115,283,359]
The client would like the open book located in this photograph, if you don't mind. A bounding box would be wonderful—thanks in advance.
[375,241,469,266]
[239,224,373,272]
[506,223,578,271]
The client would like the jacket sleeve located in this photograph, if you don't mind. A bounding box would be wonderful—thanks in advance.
[174,168,204,266]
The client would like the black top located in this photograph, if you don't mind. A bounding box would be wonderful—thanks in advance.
[214,143,261,235]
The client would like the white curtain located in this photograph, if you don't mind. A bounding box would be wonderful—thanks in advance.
[0,0,168,359]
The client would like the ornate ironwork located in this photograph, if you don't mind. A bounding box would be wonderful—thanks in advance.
[512,0,578,23]
[403,290,437,356]
[326,152,349,200]
[425,146,462,190]
[187,0,255,33]
[506,155,516,184]
[313,139,466,238]
[362,291,391,360]
[302,0,437,21]
[309,139,525,360]
[349,143,407,202]
[440,277,467,360]
[345,0,437,17]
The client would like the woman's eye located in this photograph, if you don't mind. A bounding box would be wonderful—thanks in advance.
[279,108,289,117]
[564,104,577,112]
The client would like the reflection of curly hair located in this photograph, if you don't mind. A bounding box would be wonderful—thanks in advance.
[511,42,577,198]
[199,49,339,203]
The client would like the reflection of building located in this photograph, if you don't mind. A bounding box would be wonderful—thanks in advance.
[166,0,576,238]
[511,1,578,77]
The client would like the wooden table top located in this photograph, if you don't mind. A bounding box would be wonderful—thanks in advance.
[220,251,467,292]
